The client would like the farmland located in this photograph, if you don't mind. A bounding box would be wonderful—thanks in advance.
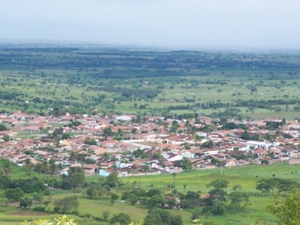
[1,161,300,224]
[1,44,300,119]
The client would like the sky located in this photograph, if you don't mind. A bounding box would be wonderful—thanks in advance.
[1,0,300,50]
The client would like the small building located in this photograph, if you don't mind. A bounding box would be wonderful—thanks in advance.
[82,164,99,174]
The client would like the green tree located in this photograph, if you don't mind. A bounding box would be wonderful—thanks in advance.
[228,191,250,212]
[256,178,277,194]
[0,175,11,189]
[5,187,25,201]
[2,159,12,176]
[172,173,177,188]
[111,193,119,205]
[146,195,165,209]
[54,196,79,213]
[86,184,109,199]
[61,167,85,189]
[103,211,110,221]
[131,128,137,134]
[240,130,250,140]
[202,140,213,148]
[110,213,131,225]
[144,209,183,225]
[20,196,33,209]
[84,137,97,145]
[207,179,229,190]
[103,127,113,138]
[128,194,138,205]
[104,172,119,188]
[267,188,300,225]
[33,163,43,175]
[24,158,33,177]
[48,159,58,175]
[3,135,10,142]
[0,124,8,131]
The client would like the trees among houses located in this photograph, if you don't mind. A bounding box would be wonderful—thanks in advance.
[2,159,12,176]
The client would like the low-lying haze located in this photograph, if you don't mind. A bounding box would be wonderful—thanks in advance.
[1,0,300,50]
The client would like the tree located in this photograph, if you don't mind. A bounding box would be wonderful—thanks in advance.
[5,187,25,201]
[182,191,201,209]
[128,194,138,205]
[144,209,183,225]
[61,167,85,189]
[183,184,187,191]
[256,178,276,194]
[202,140,213,148]
[24,158,33,177]
[208,188,227,202]
[205,179,229,211]
[0,175,11,189]
[84,137,97,145]
[228,191,250,213]
[211,203,225,215]
[3,135,10,142]
[171,172,177,188]
[86,184,108,199]
[267,188,300,225]
[240,130,250,140]
[104,172,119,188]
[0,124,8,131]
[103,211,110,221]
[256,178,299,194]
[110,213,131,225]
[131,128,137,134]
[103,127,113,137]
[48,159,58,175]
[20,196,33,209]
[146,195,165,209]
[111,193,119,205]
[207,179,229,190]
[33,163,43,175]
[2,159,12,176]
[54,196,79,213]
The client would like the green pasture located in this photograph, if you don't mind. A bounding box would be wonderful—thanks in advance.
[1,64,300,118]
[0,160,54,180]
[85,162,300,193]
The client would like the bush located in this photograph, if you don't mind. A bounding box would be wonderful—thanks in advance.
[32,206,46,212]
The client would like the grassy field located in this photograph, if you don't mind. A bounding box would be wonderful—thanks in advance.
[0,160,53,180]
[86,162,300,192]
[1,162,299,224]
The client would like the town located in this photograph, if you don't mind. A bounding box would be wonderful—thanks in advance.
[1,111,299,178]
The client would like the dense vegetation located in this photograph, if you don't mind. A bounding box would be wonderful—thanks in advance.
[1,44,300,119]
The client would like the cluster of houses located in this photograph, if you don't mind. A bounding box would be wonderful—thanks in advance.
[1,111,300,178]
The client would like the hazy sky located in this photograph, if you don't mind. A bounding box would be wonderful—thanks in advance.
[1,0,300,50]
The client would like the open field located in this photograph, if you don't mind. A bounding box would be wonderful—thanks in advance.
[85,162,300,192]
[1,46,300,119]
